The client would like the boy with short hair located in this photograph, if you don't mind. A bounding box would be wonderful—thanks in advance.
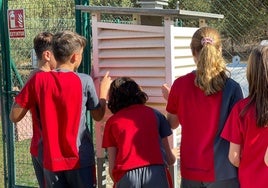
[30,31,56,188]
[10,30,112,187]
[32,31,56,73]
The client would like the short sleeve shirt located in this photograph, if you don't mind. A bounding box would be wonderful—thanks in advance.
[221,97,268,188]
[102,104,172,182]
[166,72,243,181]
[15,70,99,171]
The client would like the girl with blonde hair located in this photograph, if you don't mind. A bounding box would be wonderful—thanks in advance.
[163,27,243,188]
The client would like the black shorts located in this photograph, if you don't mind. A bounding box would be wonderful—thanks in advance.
[43,165,96,188]
[116,165,169,188]
[32,156,45,188]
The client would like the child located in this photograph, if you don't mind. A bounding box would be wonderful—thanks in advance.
[31,32,56,74]
[102,77,176,188]
[9,30,112,188]
[221,45,268,188]
[30,31,56,188]
[163,27,243,188]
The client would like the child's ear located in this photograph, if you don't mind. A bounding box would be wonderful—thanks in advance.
[42,50,52,61]
[70,53,78,64]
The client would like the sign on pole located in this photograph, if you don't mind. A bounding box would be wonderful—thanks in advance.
[7,9,25,39]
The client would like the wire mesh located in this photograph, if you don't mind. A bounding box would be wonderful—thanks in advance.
[7,1,76,186]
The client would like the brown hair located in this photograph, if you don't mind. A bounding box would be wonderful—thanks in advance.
[243,45,268,127]
[191,27,228,95]
[52,30,87,63]
[33,32,53,60]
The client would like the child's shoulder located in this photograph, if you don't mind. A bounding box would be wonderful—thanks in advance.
[225,77,240,87]
[76,72,93,81]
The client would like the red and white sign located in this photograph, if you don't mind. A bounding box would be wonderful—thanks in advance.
[8,9,25,39]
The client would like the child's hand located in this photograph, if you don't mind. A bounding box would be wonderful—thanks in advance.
[172,146,180,159]
[100,71,112,99]
[161,83,170,101]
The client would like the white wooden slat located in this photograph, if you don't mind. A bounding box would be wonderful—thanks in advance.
[98,37,165,49]
[98,33,165,39]
[173,57,195,67]
[98,67,166,78]
[97,21,164,33]
[98,31,165,39]
[98,57,165,68]
[142,87,164,97]
[172,27,198,37]
[131,77,166,87]
[173,48,193,57]
[97,77,166,87]
[98,48,165,58]
[173,37,193,48]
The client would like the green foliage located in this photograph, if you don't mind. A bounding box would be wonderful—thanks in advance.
[90,0,136,7]
[166,0,268,58]
[165,0,212,27]
[209,0,268,59]
[8,0,76,75]
[167,0,178,9]
[0,126,38,187]
[178,0,211,12]
[14,139,38,186]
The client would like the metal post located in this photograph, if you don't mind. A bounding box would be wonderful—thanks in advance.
[75,0,91,75]
[0,0,16,187]
[75,0,93,137]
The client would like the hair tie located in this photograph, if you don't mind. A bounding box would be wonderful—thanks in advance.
[201,37,214,46]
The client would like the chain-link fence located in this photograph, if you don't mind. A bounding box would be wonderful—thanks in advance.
[4,1,76,187]
[178,1,267,96]
[9,1,76,90]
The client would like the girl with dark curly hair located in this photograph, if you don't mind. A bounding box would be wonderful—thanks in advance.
[102,77,176,188]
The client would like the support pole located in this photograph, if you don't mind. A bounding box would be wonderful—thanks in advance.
[0,0,16,187]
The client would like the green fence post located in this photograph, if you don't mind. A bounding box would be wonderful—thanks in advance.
[11,59,24,87]
[75,0,91,75]
[0,0,16,187]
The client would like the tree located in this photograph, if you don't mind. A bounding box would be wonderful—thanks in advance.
[167,0,268,59]
[210,0,268,59]
[90,0,138,7]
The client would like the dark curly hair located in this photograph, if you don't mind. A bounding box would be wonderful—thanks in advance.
[108,77,148,114]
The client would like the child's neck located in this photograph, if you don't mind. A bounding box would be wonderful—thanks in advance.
[57,63,75,71]
[38,61,51,72]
